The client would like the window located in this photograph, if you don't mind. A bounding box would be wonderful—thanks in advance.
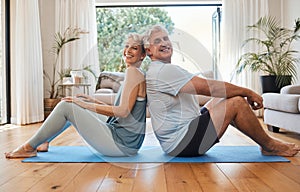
[96,3,221,76]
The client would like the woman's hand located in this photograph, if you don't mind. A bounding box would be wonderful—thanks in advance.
[61,96,74,102]
[76,94,107,105]
[62,96,86,108]
[75,94,94,102]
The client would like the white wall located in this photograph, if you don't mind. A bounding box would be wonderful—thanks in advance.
[268,0,300,84]
[39,0,55,97]
[282,0,300,84]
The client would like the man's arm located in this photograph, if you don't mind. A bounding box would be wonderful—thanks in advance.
[180,76,263,110]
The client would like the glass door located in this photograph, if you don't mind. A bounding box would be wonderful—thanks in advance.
[212,7,221,80]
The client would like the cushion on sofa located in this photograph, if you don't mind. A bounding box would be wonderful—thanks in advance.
[96,72,125,93]
[93,93,116,105]
[264,108,300,132]
[281,84,300,94]
[262,93,300,113]
[95,88,114,94]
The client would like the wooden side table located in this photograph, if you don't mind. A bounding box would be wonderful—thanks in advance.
[58,83,91,97]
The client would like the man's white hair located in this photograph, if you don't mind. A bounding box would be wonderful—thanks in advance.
[143,25,169,49]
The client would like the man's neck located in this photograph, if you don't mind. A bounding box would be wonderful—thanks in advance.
[152,59,171,64]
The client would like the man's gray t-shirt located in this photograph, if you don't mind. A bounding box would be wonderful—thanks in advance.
[146,60,201,153]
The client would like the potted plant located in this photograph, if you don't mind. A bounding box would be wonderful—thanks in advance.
[44,27,88,118]
[60,67,73,84]
[236,16,300,93]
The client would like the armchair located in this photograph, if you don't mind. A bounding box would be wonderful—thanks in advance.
[262,85,300,134]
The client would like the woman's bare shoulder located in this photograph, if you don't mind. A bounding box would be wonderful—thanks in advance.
[125,67,145,79]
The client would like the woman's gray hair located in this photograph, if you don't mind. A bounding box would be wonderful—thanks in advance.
[143,25,169,48]
[125,33,145,53]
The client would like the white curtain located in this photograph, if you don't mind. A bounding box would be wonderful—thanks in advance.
[10,0,44,125]
[220,0,269,89]
[220,0,269,116]
[55,0,99,94]
[0,0,7,124]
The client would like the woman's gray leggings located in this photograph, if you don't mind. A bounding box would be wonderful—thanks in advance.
[27,101,125,156]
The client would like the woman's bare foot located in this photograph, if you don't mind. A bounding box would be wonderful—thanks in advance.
[5,144,37,159]
[37,142,49,152]
[261,140,300,157]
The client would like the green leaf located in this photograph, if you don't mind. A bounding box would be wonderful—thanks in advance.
[236,16,300,85]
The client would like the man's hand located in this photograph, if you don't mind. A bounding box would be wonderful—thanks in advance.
[246,92,263,110]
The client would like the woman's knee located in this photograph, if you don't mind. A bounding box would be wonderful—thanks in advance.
[56,100,76,108]
[54,100,67,109]
[53,100,76,113]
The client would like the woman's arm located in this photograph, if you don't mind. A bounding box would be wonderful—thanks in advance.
[75,94,109,105]
[114,67,145,117]
[64,67,145,117]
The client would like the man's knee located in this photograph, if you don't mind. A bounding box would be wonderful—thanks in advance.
[230,96,249,109]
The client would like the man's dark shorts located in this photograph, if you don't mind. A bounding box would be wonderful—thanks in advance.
[169,107,219,157]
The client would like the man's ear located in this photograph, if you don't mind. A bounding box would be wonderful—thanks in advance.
[141,53,146,60]
[145,48,152,56]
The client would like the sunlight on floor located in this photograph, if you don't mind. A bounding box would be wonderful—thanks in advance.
[0,124,22,132]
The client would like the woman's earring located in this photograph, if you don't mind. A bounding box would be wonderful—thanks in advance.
[119,54,126,71]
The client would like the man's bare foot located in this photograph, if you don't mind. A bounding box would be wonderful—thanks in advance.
[5,145,37,159]
[37,142,49,152]
[261,140,300,157]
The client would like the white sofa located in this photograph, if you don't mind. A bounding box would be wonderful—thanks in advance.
[262,85,300,134]
[93,71,125,105]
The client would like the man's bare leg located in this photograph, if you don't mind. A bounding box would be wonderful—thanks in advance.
[206,97,300,157]
[204,98,237,127]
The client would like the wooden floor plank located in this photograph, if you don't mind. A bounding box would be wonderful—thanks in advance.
[0,163,59,192]
[242,163,300,192]
[132,163,167,192]
[96,163,139,192]
[0,160,36,187]
[63,163,112,192]
[26,163,86,192]
[217,163,274,192]
[190,163,238,192]
[267,162,300,184]
[164,163,203,192]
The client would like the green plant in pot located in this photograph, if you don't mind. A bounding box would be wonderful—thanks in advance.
[236,16,300,93]
[44,27,88,99]
[44,27,88,118]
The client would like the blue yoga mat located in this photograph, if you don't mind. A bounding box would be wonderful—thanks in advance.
[22,145,289,163]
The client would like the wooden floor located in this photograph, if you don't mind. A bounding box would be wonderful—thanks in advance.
[0,119,300,192]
